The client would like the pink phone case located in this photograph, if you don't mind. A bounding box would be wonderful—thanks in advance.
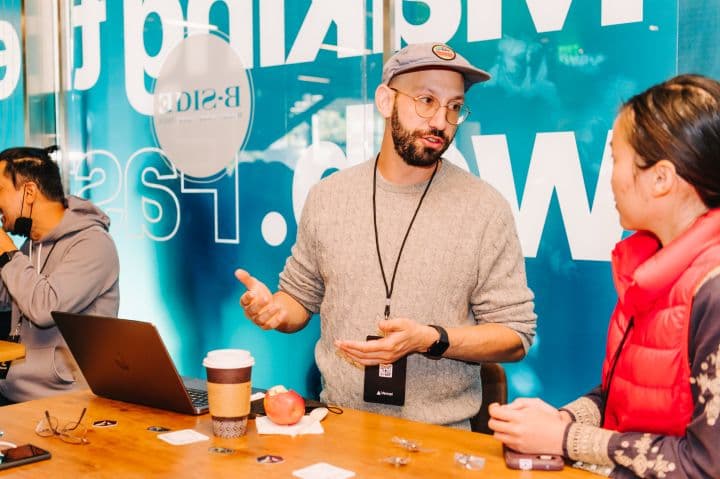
[503,446,564,471]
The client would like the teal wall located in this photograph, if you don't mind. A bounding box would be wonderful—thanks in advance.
[0,1,714,406]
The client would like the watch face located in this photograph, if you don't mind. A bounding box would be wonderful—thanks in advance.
[429,341,449,356]
[426,325,449,358]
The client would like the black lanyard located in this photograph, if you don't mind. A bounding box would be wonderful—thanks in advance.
[601,316,635,425]
[372,155,439,319]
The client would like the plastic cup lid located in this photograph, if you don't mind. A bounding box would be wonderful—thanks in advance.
[203,349,254,368]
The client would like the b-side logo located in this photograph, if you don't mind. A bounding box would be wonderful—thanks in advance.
[151,34,254,179]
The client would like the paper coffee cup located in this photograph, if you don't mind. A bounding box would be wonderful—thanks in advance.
[203,349,254,438]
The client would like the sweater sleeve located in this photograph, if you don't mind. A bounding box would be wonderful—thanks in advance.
[563,274,720,478]
[0,278,10,310]
[0,229,119,327]
[561,385,603,425]
[470,203,536,352]
[0,237,20,310]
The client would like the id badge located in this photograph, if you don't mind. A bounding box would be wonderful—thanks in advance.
[363,335,406,406]
[0,334,20,380]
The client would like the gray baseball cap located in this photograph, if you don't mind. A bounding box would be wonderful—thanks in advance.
[381,42,491,91]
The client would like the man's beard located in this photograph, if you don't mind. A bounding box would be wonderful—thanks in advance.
[391,104,453,167]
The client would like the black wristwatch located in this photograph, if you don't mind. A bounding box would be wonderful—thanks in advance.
[0,250,18,268]
[424,324,450,359]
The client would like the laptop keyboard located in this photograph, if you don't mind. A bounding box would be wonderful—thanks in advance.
[186,387,209,408]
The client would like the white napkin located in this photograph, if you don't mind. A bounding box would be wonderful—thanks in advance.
[293,462,356,479]
[157,429,210,445]
[255,415,324,435]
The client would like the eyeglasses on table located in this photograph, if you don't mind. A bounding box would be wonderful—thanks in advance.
[35,407,89,445]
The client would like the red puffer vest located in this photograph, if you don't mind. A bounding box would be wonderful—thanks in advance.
[602,209,720,436]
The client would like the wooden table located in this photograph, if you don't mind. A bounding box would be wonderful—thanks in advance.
[0,390,596,477]
[0,340,24,362]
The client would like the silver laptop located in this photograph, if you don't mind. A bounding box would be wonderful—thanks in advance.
[52,311,208,415]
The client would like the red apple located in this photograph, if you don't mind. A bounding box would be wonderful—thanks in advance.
[263,385,306,425]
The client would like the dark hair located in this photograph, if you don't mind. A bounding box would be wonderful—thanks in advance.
[621,74,720,208]
[0,145,66,204]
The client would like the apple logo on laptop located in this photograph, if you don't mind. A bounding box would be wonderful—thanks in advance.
[114,353,130,371]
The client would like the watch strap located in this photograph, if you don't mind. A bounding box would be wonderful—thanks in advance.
[424,324,449,359]
[0,250,18,268]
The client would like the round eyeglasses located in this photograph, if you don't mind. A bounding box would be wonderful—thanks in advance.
[35,408,89,445]
[389,88,470,125]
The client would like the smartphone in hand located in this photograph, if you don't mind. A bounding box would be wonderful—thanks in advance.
[503,445,564,471]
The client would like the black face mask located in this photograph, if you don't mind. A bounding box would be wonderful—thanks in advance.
[13,185,32,238]
[13,217,32,237]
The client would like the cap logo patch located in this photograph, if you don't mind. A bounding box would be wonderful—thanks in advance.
[432,44,456,61]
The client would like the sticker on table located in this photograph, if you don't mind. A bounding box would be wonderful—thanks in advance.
[382,456,411,466]
[209,447,235,455]
[257,454,284,464]
[93,419,118,428]
[147,426,171,432]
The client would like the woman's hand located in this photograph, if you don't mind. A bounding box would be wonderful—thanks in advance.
[488,397,570,455]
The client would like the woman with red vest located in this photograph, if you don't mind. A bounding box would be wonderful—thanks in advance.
[489,73,720,478]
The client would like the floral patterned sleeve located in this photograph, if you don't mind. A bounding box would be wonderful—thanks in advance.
[561,385,603,426]
[563,274,720,478]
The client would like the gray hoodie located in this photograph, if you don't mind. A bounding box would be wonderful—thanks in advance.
[0,195,119,402]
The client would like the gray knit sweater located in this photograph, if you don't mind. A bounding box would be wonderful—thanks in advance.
[279,159,536,425]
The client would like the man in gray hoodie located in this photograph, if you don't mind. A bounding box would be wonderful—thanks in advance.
[0,146,119,403]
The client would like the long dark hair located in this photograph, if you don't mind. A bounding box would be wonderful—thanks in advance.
[622,74,720,208]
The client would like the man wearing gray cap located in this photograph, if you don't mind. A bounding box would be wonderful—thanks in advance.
[236,43,536,428]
